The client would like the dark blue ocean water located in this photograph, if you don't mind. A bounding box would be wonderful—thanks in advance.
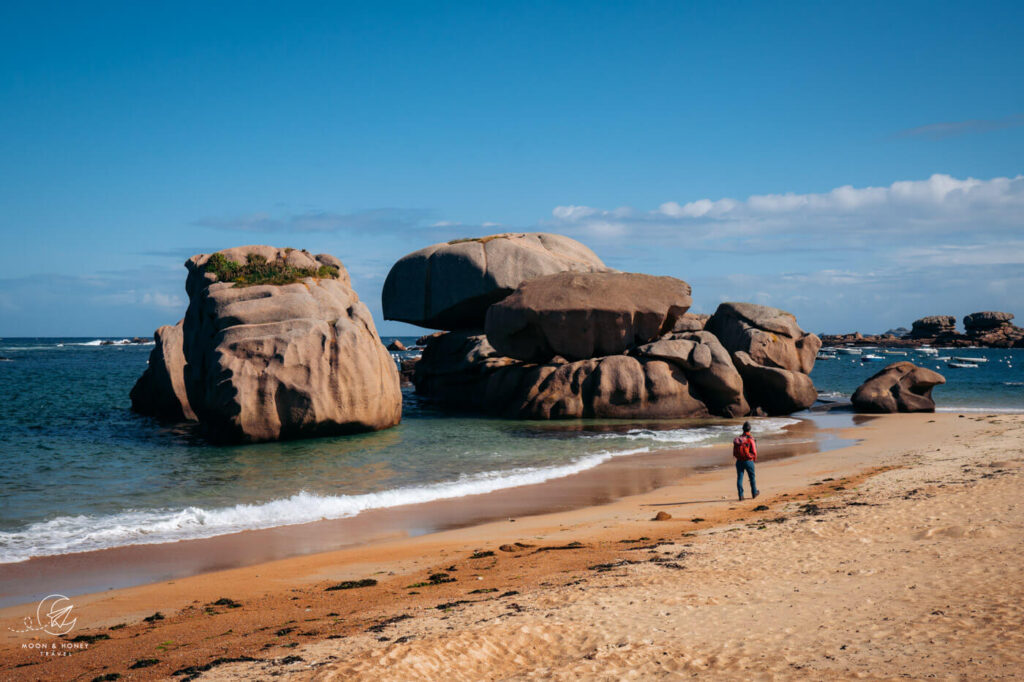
[0,337,1019,563]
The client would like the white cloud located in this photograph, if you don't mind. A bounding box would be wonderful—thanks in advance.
[552,174,1024,246]
[141,292,187,309]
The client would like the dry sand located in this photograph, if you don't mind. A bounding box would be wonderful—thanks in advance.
[1,412,1022,681]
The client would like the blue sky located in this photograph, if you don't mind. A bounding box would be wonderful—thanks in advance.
[1,1,1022,337]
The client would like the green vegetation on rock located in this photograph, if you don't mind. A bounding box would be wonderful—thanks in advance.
[205,252,338,287]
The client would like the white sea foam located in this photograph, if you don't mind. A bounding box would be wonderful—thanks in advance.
[937,406,1024,414]
[69,339,154,346]
[583,417,800,445]
[0,447,649,564]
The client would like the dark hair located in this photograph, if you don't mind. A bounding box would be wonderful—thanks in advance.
[742,421,752,433]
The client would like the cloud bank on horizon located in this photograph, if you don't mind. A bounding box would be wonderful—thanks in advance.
[543,174,1024,334]
[3,173,1020,338]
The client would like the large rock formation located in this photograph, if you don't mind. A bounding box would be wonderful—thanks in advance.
[484,272,693,362]
[704,303,820,414]
[910,315,957,339]
[962,311,1024,347]
[132,246,402,443]
[852,362,945,413]
[633,331,749,417]
[732,351,817,416]
[382,233,609,330]
[706,302,820,373]
[963,311,1013,331]
[130,321,196,422]
[410,336,709,420]
[397,234,824,420]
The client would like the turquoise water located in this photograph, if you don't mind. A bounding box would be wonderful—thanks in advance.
[0,337,1020,563]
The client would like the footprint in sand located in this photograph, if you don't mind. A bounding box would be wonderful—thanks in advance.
[914,525,1000,540]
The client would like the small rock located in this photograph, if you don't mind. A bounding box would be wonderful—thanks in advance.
[653,511,672,521]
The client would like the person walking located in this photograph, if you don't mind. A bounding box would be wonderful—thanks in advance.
[733,421,759,501]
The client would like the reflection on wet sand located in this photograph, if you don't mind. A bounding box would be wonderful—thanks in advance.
[0,414,857,607]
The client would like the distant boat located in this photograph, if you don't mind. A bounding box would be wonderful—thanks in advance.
[861,354,885,362]
[947,361,979,369]
[952,356,987,364]
[916,348,939,356]
[882,350,907,355]
[836,348,862,355]
[935,356,952,361]
[816,351,838,360]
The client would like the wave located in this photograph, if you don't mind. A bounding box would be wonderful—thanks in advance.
[936,406,1024,414]
[0,447,649,564]
[70,339,154,346]
[583,417,799,446]
[1004,382,1024,387]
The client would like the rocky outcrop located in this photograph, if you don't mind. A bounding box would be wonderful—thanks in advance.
[411,335,709,420]
[130,321,195,422]
[382,233,610,330]
[852,362,945,413]
[732,351,817,416]
[962,311,1024,347]
[634,332,749,417]
[400,234,822,420]
[910,315,957,339]
[964,311,1013,331]
[484,272,693,362]
[705,302,821,374]
[387,339,407,351]
[132,246,402,443]
[672,313,709,332]
[821,310,1021,349]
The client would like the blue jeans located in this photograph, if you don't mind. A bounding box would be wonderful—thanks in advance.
[736,460,758,499]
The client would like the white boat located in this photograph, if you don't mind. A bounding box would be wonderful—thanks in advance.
[816,351,838,360]
[935,356,951,361]
[861,354,885,362]
[882,350,907,355]
[836,348,862,355]
[916,348,939,356]
[952,356,987,364]
[947,361,979,369]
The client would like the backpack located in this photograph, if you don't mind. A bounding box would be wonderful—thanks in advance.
[733,436,755,461]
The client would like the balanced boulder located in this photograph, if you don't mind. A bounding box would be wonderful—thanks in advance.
[132,246,402,443]
[851,362,945,413]
[382,233,609,330]
[963,311,1013,331]
[485,271,693,362]
[910,315,957,339]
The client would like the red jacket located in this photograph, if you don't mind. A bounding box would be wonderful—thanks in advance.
[733,434,757,462]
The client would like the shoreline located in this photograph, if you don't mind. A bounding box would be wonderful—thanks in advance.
[0,414,852,608]
[2,412,1021,680]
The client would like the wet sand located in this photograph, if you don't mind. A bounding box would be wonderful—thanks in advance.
[2,412,1021,680]
[0,415,852,608]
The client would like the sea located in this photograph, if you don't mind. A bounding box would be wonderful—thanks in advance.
[0,337,1020,566]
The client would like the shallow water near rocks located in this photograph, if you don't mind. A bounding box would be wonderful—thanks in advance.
[0,338,1019,572]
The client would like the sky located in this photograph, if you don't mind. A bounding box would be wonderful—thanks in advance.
[1,1,1022,338]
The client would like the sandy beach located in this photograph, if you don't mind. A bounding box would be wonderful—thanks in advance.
[2,412,1022,681]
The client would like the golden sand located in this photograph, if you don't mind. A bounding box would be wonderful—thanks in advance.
[1,413,1021,681]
